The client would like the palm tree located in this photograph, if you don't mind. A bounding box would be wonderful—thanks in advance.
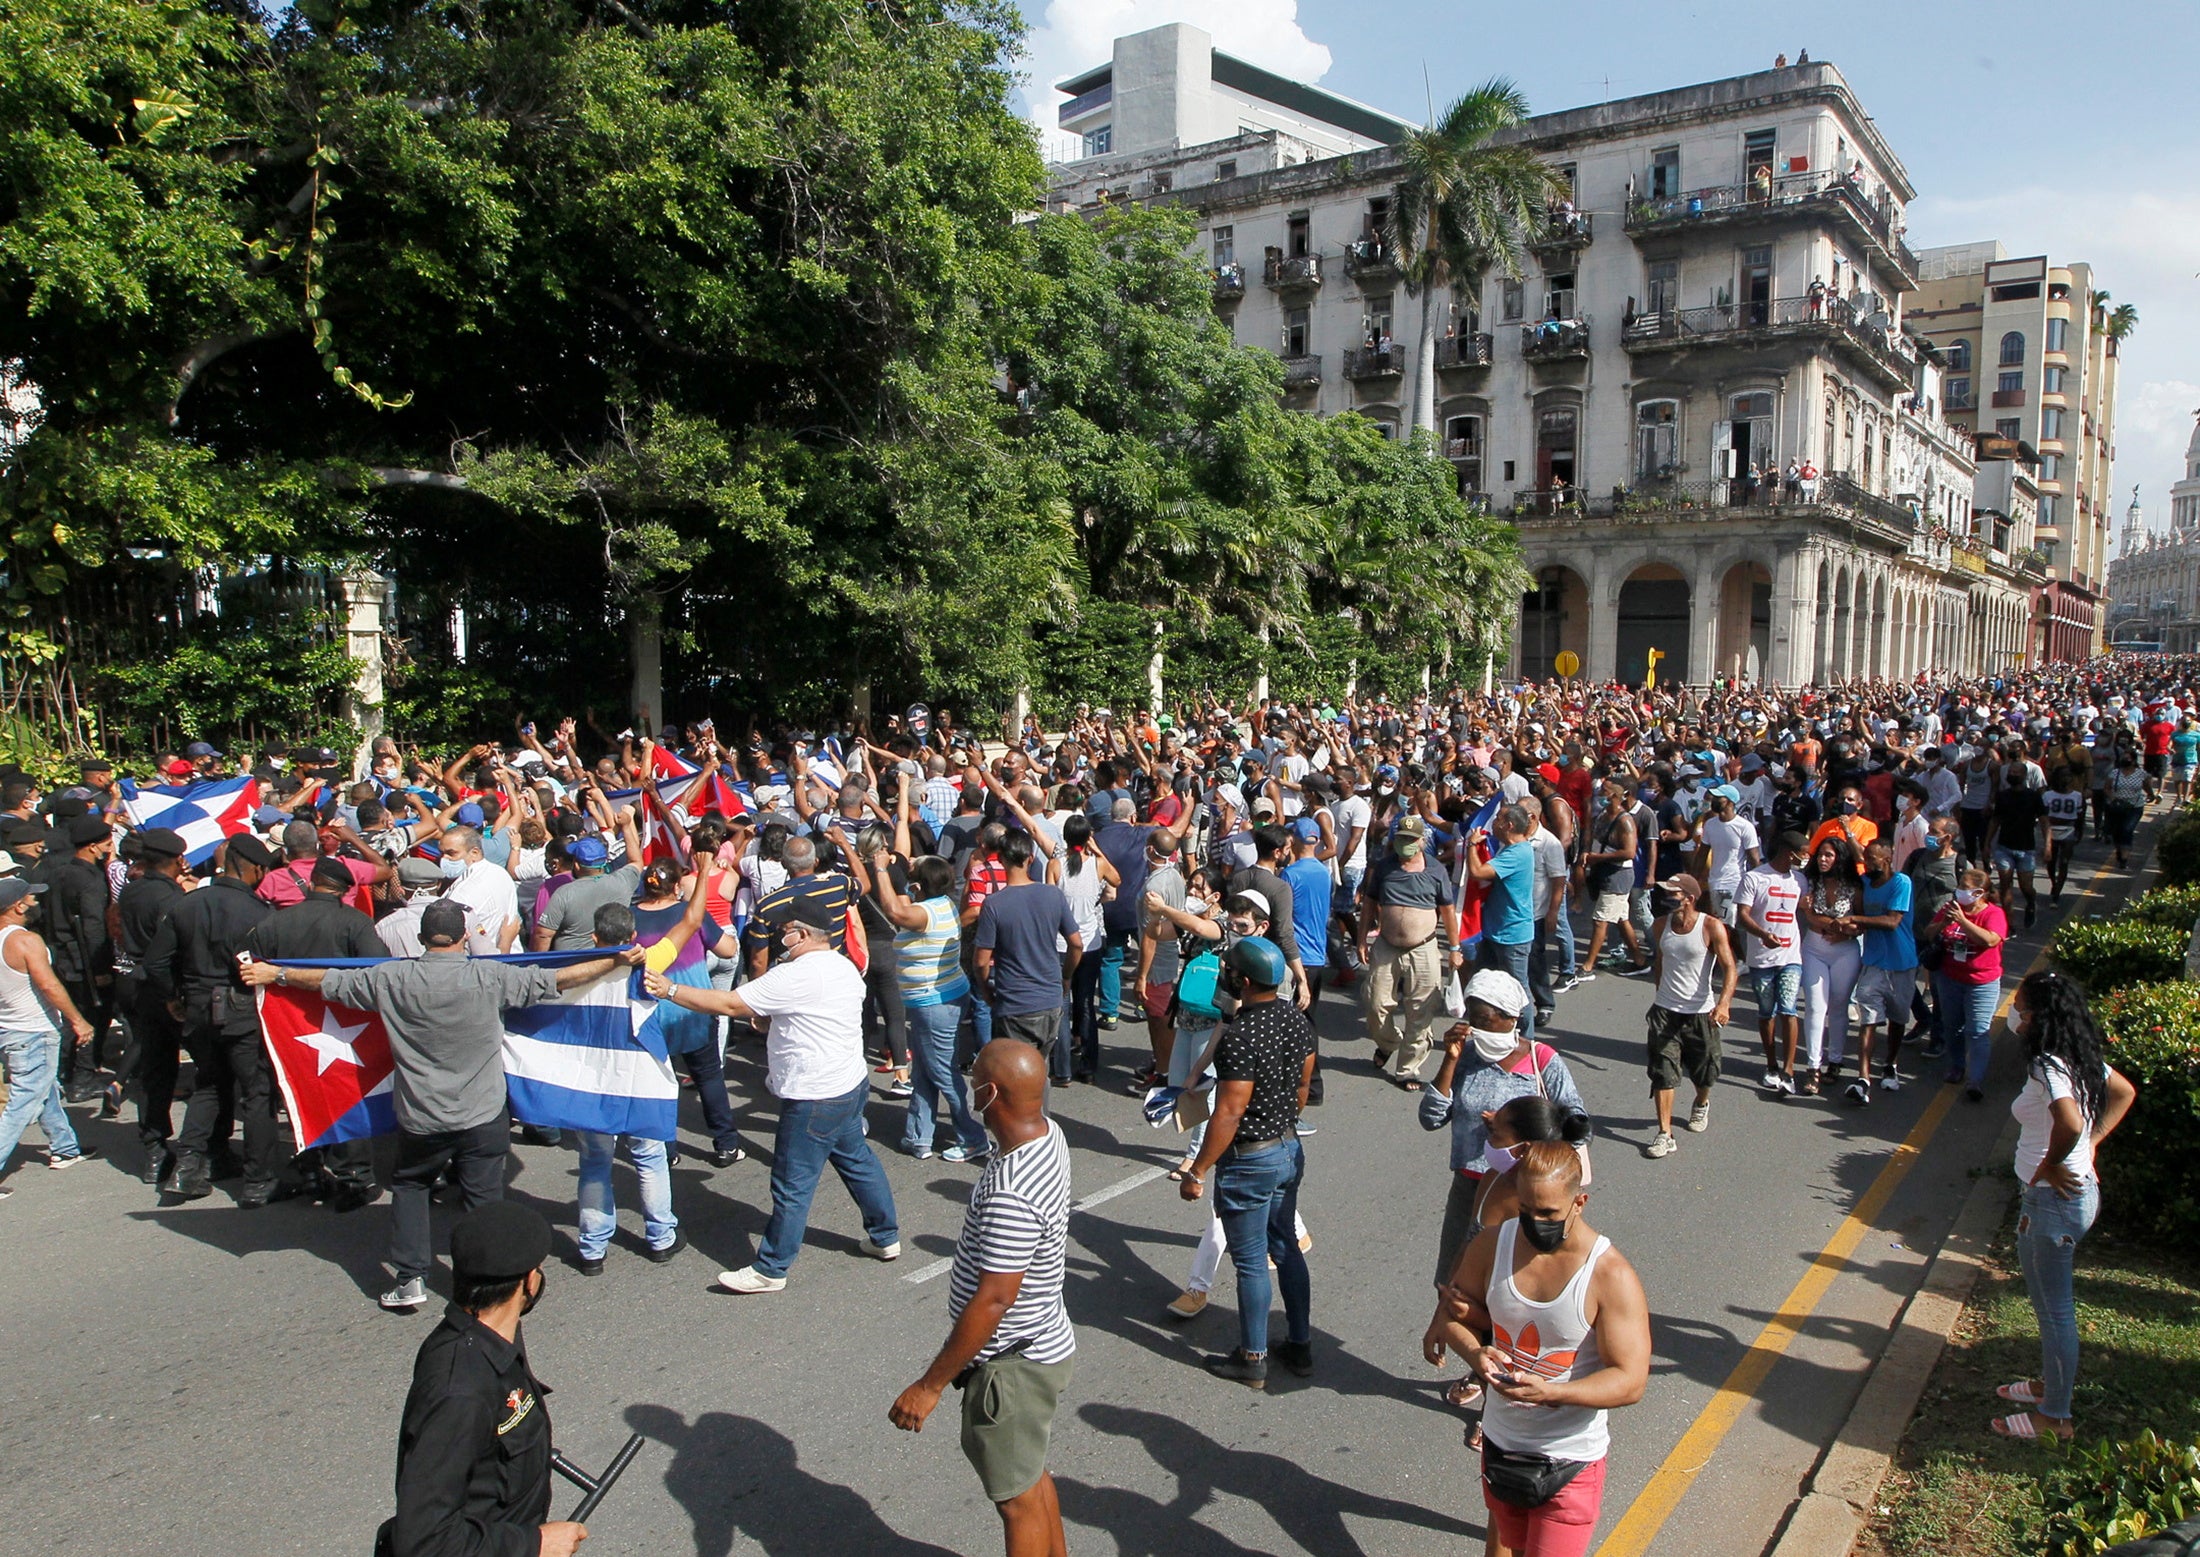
[1387,80,1569,438]
[2107,301,2139,341]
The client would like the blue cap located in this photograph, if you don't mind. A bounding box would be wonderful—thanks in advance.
[1289,817,1321,843]
[455,802,485,827]
[1711,783,1742,803]
[1227,935,1287,988]
[251,805,288,827]
[566,835,608,865]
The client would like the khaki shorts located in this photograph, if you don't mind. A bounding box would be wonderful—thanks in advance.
[1592,891,1631,924]
[961,1353,1075,1502]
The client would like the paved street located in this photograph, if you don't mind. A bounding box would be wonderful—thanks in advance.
[0,831,2155,1557]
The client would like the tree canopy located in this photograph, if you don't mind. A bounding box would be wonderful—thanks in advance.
[1,0,1519,748]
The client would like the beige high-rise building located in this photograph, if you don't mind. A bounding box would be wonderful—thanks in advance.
[1903,246,2122,659]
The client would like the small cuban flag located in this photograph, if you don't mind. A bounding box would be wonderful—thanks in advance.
[123,778,258,867]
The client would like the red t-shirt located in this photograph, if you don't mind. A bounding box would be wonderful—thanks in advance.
[1939,899,2007,984]
[2143,719,2175,757]
[1558,766,1595,826]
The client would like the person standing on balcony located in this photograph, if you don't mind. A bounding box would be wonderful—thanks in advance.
[1798,459,1820,502]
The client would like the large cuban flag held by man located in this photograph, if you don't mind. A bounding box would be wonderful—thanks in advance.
[122,779,257,867]
[256,949,679,1147]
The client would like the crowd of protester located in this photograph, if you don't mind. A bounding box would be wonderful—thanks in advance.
[0,654,2184,1553]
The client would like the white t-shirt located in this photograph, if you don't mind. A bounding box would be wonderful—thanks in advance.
[1331,794,1372,871]
[738,948,868,1101]
[2012,1056,2096,1184]
[1278,754,1311,817]
[1699,813,1760,895]
[1733,863,1805,969]
[444,860,520,955]
[1528,827,1569,920]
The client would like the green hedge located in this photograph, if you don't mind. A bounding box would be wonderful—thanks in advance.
[2157,804,2200,887]
[2051,917,2191,993]
[2045,1429,2200,1555]
[2120,882,2200,931]
[2094,982,2200,1246]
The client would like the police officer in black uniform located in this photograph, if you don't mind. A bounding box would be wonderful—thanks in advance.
[384,1201,588,1557]
[114,827,192,1184]
[31,811,116,1102]
[243,854,387,1211]
[140,834,279,1201]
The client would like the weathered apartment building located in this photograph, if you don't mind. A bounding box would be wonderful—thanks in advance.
[1047,26,2044,683]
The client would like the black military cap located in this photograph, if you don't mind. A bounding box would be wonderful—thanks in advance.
[80,757,114,777]
[225,834,279,870]
[310,856,357,891]
[450,1201,552,1283]
[64,813,111,848]
[0,817,48,848]
[137,827,189,858]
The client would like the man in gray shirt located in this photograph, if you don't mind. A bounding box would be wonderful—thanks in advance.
[244,899,635,1310]
[532,832,643,951]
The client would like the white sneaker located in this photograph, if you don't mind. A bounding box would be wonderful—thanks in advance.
[1686,1099,1711,1133]
[1882,1072,1905,1093]
[1646,1132,1678,1159]
[717,1265,788,1294]
[1769,1071,1797,1096]
[1761,1068,1783,1092]
[864,1238,902,1261]
[1845,1080,1871,1105]
[378,1277,428,1310]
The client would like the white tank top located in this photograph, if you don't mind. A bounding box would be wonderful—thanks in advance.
[1655,912,1717,1013]
[1483,1218,1613,1461]
[0,925,55,1032]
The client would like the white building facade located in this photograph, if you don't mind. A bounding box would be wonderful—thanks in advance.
[2106,420,2200,654]
[1048,55,2037,685]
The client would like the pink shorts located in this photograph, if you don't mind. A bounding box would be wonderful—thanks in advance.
[1483,1454,1607,1557]
[1141,982,1173,1022]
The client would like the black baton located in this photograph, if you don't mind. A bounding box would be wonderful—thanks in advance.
[549,1433,647,1523]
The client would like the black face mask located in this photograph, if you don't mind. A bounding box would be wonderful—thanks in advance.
[521,1270,546,1316]
[1837,797,1860,815]
[1519,1209,1569,1254]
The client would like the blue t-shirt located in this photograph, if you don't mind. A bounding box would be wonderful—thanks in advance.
[975,882,1082,1017]
[1860,872,1917,970]
[1485,839,1536,946]
[1282,857,1333,969]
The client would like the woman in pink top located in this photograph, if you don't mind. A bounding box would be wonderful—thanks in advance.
[1928,866,2006,1098]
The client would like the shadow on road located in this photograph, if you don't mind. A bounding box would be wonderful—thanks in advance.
[626,1403,961,1557]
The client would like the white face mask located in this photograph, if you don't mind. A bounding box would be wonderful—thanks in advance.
[1482,1141,1518,1174]
[1470,1024,1519,1064]
[2008,1005,2028,1036]
[1955,887,1979,906]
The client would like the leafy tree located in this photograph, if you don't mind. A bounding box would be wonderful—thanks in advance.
[1387,81,1566,436]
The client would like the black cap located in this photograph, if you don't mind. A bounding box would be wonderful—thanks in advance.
[420,899,468,946]
[784,892,841,932]
[225,834,279,870]
[80,757,113,776]
[0,817,48,848]
[449,1201,551,1283]
[137,827,188,859]
[64,813,110,848]
[310,856,357,891]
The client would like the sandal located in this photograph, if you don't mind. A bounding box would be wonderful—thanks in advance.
[1990,1411,2070,1441]
[1995,1380,2045,1406]
[1798,1070,1821,1097]
[1399,1077,1424,1093]
[1446,1377,1485,1409]
[1165,1160,1195,1182]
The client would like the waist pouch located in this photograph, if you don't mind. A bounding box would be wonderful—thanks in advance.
[1481,1444,1588,1509]
[1176,950,1224,1022]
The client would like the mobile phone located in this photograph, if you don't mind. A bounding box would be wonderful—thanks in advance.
[235,951,254,968]
[522,721,536,736]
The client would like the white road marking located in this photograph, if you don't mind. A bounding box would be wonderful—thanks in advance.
[902,1162,1173,1284]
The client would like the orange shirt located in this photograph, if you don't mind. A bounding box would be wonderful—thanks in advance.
[1806,814,1878,863]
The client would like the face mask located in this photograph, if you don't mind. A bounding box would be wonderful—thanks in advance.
[1470,1024,1518,1064]
[1838,797,1860,815]
[1955,887,1978,906]
[1483,1142,1518,1175]
[1393,839,1423,860]
[439,856,468,879]
[1519,1209,1570,1254]
[2008,1006,2028,1036]
[521,1270,546,1316]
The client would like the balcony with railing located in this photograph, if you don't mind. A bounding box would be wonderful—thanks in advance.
[1991,388,2026,408]
[1623,169,1919,284]
[1211,263,1245,301]
[1509,471,1922,547]
[1342,237,1400,283]
[1620,293,1917,390]
[1526,208,1593,260]
[1342,344,1405,381]
[1436,332,1494,370]
[1445,438,1482,461]
[1520,317,1591,363]
[1263,253,1323,291]
[1279,354,1322,387]
[1057,82,1112,126]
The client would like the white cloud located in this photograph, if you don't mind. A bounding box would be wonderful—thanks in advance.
[1907,186,2200,528]
[1016,0,1333,153]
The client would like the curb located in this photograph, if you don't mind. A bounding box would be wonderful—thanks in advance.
[1763,1116,2020,1557]
[1765,819,2173,1557]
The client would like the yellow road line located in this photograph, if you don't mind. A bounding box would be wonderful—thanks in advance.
[1591,842,2124,1557]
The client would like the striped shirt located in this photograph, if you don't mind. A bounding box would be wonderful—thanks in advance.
[948,1120,1075,1365]
[895,894,969,1007]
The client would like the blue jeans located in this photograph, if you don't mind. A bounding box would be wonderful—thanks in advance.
[1069,951,1104,1074]
[1214,1137,1310,1356]
[755,1078,899,1277]
[1555,903,1577,977]
[1478,939,1536,1045]
[1100,926,1133,1018]
[903,996,986,1155]
[2017,1177,2099,1419]
[0,1027,78,1172]
[1935,974,2000,1091]
[576,1132,677,1258]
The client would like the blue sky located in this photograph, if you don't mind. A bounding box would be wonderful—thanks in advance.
[1017,0,2200,545]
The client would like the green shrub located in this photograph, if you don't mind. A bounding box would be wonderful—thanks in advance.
[2051,916,2190,993]
[2158,814,2200,887]
[2043,1429,2200,1554]
[2094,982,2200,1246]
[2120,882,2200,931]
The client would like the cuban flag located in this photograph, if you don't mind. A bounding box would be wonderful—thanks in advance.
[650,746,699,784]
[256,948,678,1146]
[805,752,847,791]
[606,780,697,864]
[123,778,257,867]
[693,772,749,819]
[1455,794,1503,956]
